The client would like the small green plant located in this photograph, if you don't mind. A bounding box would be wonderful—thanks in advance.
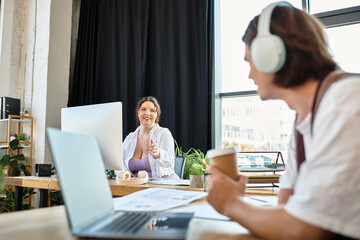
[106,170,115,179]
[17,133,28,141]
[190,163,204,175]
[175,140,209,179]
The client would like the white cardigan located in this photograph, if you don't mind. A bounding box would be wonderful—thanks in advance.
[121,123,176,178]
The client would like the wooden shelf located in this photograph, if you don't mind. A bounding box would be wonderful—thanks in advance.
[1,115,34,207]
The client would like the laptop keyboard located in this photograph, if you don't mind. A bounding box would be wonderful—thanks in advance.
[101,212,152,234]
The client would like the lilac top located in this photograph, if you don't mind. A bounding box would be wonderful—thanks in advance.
[128,156,152,177]
[128,155,179,179]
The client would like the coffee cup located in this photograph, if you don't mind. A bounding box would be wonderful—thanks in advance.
[207,147,238,180]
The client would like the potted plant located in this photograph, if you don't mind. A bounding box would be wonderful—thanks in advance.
[17,132,28,142]
[189,163,205,188]
[174,140,210,180]
[0,139,35,212]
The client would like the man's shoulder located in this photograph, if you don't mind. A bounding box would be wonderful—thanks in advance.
[328,74,360,98]
[325,76,360,107]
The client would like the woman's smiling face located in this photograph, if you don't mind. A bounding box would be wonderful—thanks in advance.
[137,101,158,128]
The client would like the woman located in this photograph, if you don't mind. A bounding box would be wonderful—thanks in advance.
[122,96,179,179]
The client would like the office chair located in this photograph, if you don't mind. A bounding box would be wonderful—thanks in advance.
[174,156,186,179]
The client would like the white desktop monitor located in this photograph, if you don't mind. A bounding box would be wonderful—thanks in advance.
[61,102,123,170]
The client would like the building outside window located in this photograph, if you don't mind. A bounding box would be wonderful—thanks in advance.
[214,0,360,164]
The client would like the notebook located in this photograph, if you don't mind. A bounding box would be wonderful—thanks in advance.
[46,128,193,239]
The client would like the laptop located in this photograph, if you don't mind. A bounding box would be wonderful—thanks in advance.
[46,128,193,239]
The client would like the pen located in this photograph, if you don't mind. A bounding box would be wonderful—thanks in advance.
[202,158,207,168]
[248,197,268,203]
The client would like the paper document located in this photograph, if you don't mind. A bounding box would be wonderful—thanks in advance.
[149,179,190,186]
[171,196,277,221]
[171,204,230,221]
[113,188,207,212]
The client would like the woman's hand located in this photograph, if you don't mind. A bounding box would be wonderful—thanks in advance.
[205,166,247,216]
[148,139,160,159]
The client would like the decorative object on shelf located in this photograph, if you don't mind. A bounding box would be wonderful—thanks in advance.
[23,109,30,116]
[10,133,17,141]
[17,132,28,141]
[189,163,205,188]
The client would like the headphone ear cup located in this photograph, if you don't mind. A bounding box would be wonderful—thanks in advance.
[250,34,286,74]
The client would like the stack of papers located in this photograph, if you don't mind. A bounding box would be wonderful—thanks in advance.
[113,188,207,212]
[112,188,277,221]
[149,179,190,186]
[172,196,277,221]
[171,204,230,221]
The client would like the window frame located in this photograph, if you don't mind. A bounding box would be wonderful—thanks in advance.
[213,0,360,149]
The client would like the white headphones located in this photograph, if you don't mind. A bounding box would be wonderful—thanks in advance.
[250,2,292,73]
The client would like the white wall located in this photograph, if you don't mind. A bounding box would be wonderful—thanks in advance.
[0,0,14,97]
[44,0,72,164]
[0,0,72,167]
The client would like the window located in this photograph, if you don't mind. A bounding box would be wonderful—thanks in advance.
[325,23,360,73]
[214,1,360,163]
[219,0,302,93]
[309,1,360,14]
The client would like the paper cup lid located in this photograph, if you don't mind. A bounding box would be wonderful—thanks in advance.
[207,147,237,158]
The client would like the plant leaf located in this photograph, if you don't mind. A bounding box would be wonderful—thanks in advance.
[14,154,27,162]
[9,160,18,168]
[10,168,20,176]
[0,155,11,167]
[12,145,24,151]
[0,166,4,191]
[9,139,19,149]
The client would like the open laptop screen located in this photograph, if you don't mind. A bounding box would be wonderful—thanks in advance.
[47,128,114,232]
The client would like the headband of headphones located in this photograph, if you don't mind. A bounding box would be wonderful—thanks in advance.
[250,1,292,73]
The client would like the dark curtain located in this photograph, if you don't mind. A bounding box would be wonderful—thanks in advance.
[69,0,213,153]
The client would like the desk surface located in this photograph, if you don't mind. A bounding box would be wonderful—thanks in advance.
[0,201,260,240]
[5,176,279,196]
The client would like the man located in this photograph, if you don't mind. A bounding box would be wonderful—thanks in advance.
[206,2,360,239]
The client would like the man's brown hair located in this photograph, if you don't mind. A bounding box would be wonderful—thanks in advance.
[242,5,338,88]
